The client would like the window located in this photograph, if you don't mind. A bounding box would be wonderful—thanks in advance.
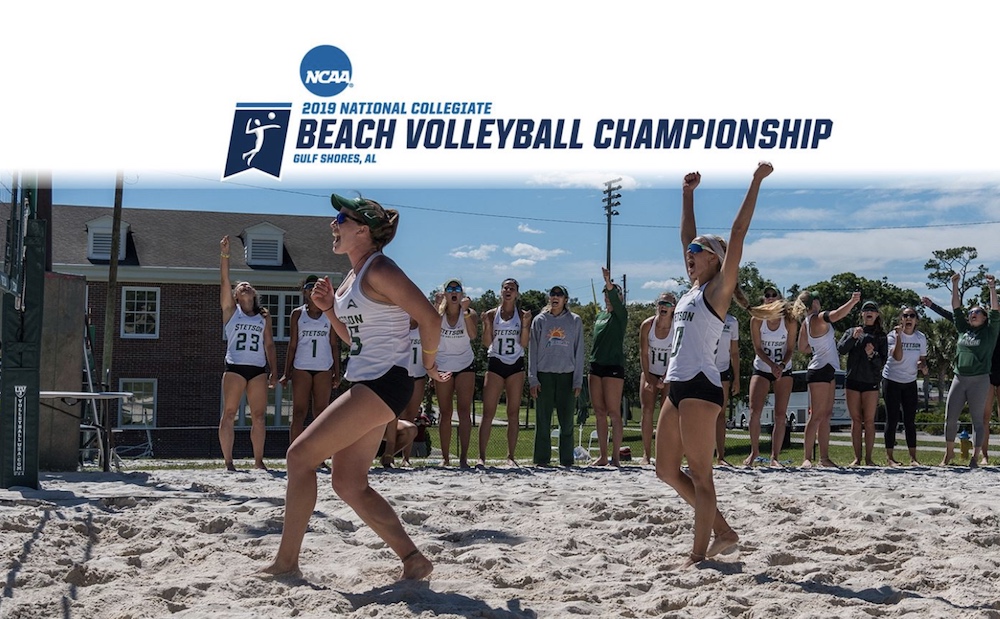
[243,223,285,266]
[258,291,302,341]
[119,379,156,427]
[86,216,128,261]
[121,287,160,338]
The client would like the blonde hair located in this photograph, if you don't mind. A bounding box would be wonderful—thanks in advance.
[747,299,793,321]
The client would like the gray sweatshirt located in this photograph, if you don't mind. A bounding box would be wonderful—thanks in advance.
[528,308,584,389]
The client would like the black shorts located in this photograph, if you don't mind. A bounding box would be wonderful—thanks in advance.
[590,362,625,379]
[846,378,880,393]
[487,356,525,380]
[807,364,836,384]
[354,365,413,417]
[991,370,1000,387]
[667,372,724,408]
[719,366,734,383]
[293,366,333,377]
[225,363,267,382]
[442,362,477,375]
[752,368,791,383]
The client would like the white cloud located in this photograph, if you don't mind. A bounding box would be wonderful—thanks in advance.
[510,259,536,267]
[526,172,640,190]
[642,280,682,290]
[518,223,543,234]
[503,243,566,261]
[449,244,497,260]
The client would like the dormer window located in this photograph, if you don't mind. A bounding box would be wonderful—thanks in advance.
[243,223,285,267]
[86,216,128,260]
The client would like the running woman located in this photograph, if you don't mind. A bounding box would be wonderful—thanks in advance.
[263,194,447,581]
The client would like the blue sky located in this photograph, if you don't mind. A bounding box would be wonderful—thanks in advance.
[51,173,1000,306]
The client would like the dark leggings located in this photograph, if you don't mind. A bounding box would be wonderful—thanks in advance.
[883,378,918,449]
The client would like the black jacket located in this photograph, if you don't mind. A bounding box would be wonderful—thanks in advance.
[838,326,888,385]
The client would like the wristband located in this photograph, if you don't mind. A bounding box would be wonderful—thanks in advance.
[424,364,438,372]
[220,253,230,258]
[422,348,437,354]
[318,304,333,312]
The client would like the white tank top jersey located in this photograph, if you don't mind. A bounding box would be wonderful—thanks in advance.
[437,312,475,372]
[225,305,267,367]
[647,320,673,377]
[666,284,724,387]
[806,315,841,371]
[488,308,524,365]
[334,253,410,382]
[293,306,335,371]
[715,314,739,372]
[883,329,927,383]
[752,318,792,373]
[408,326,427,379]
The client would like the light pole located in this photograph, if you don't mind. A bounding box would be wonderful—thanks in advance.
[602,178,621,273]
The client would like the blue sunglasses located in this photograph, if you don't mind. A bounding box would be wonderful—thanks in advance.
[335,211,361,226]
[445,285,463,293]
[687,242,717,255]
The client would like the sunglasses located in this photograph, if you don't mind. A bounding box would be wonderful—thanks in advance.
[969,309,986,317]
[687,242,715,255]
[549,291,566,298]
[657,300,674,307]
[901,313,918,319]
[303,283,316,291]
[334,211,362,226]
[764,293,779,299]
[445,285,463,293]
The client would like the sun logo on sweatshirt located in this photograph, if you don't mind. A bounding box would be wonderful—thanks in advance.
[546,327,566,345]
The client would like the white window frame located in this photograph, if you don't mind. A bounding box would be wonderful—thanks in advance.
[118,378,157,428]
[257,291,302,341]
[120,286,161,339]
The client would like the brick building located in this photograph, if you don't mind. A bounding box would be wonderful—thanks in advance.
[50,204,350,459]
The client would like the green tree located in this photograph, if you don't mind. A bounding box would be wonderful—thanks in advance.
[924,246,988,306]
[923,317,957,394]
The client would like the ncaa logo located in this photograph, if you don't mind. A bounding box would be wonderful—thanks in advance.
[300,45,353,97]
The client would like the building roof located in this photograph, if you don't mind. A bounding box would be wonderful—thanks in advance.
[39,204,350,286]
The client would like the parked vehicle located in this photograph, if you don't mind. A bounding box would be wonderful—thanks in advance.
[738,370,849,431]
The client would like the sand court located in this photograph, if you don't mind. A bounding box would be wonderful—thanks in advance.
[2,463,1000,618]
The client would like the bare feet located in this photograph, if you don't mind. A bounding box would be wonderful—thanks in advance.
[909,458,921,466]
[610,459,621,468]
[254,462,269,471]
[401,549,433,581]
[848,459,861,467]
[441,458,451,467]
[459,459,471,469]
[801,459,813,468]
[225,461,237,472]
[969,457,979,469]
[477,458,488,468]
[671,552,706,570]
[865,460,876,467]
[768,458,784,468]
[939,457,953,467]
[381,455,394,469]
[819,459,838,468]
[640,456,652,466]
[707,529,739,558]
[980,456,990,466]
[742,454,758,468]
[591,457,609,466]
[506,457,519,467]
[260,560,302,578]
[717,458,733,467]
[887,459,903,467]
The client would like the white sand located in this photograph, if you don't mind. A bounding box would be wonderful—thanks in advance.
[2,462,1000,618]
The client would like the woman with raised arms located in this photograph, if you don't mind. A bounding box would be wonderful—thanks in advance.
[655,162,772,569]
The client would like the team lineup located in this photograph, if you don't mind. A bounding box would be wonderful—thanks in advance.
[215,163,1000,578]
